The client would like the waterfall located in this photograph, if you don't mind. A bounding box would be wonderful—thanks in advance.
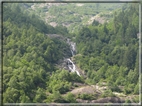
[67,58,80,76]
[66,39,80,76]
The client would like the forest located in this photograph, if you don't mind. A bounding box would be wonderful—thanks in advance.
[2,2,142,104]
[28,3,123,33]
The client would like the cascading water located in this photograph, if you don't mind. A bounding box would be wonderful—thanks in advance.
[66,39,80,76]
[46,35,81,76]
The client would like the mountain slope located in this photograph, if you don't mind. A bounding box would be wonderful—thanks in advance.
[26,3,123,33]
[2,2,141,103]
[74,3,140,97]
[2,3,76,103]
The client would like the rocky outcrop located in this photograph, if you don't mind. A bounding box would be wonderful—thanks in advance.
[71,86,95,95]
[76,97,125,103]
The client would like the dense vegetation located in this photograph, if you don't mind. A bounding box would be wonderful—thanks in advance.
[75,3,141,95]
[28,3,123,33]
[2,3,83,103]
[2,2,141,104]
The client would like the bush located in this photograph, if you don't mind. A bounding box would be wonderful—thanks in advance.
[77,93,96,100]
[65,93,77,103]
[101,90,115,98]
[125,99,131,103]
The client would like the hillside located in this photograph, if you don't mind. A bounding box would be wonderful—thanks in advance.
[25,3,123,33]
[3,3,74,103]
[2,2,141,104]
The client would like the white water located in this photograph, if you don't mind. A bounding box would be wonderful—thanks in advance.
[66,39,81,76]
[67,58,76,72]
[67,58,80,76]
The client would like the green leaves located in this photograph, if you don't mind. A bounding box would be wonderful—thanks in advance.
[45,91,65,103]
[33,88,46,103]
[101,89,115,98]
[65,92,76,103]
[3,3,72,103]
[3,87,20,103]
[48,71,71,94]
[2,2,140,103]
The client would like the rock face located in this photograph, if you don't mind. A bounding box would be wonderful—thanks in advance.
[76,97,125,103]
[91,97,124,103]
[71,86,95,95]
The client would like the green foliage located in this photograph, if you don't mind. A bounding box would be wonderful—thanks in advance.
[123,84,135,95]
[65,93,77,103]
[28,3,123,33]
[92,20,99,26]
[125,99,131,103]
[134,83,139,95]
[3,87,20,103]
[2,2,140,103]
[77,93,96,100]
[47,70,84,94]
[3,3,72,103]
[33,88,46,103]
[75,3,139,95]
[101,89,115,98]
[133,96,139,103]
[107,81,121,92]
[45,91,65,103]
